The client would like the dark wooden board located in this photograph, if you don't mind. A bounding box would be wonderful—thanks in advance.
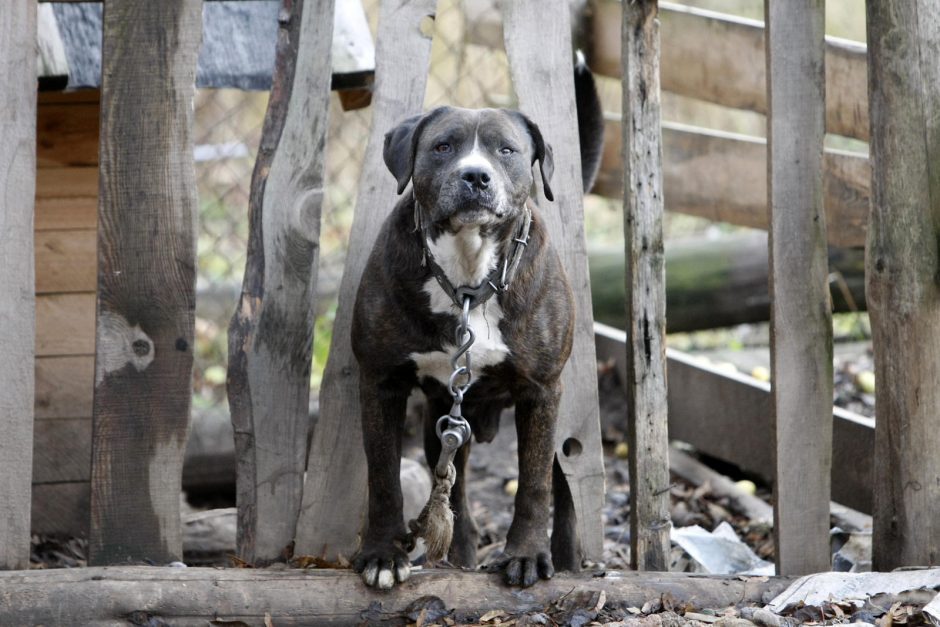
[36,101,100,167]
[36,356,95,419]
[0,0,38,571]
[226,0,335,564]
[89,0,202,566]
[619,0,670,571]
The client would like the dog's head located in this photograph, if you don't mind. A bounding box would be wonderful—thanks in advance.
[383,107,554,230]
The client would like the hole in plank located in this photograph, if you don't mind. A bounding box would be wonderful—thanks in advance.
[562,438,582,458]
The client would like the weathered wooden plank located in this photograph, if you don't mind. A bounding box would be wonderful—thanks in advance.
[89,0,202,566]
[35,229,96,293]
[0,566,793,626]
[36,293,95,356]
[35,167,98,231]
[865,1,940,570]
[765,0,832,576]
[33,418,92,484]
[500,0,606,566]
[594,120,870,248]
[594,324,875,515]
[618,0,670,571]
[36,356,94,419]
[36,100,99,167]
[226,0,335,564]
[0,0,38,571]
[295,0,437,561]
[588,1,869,141]
[31,482,90,537]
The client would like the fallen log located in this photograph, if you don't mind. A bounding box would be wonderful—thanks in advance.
[0,566,792,625]
[590,231,866,332]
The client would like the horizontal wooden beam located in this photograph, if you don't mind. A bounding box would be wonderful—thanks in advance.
[594,120,869,248]
[588,1,868,141]
[0,567,793,625]
[594,324,875,514]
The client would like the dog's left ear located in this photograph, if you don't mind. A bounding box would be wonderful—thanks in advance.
[384,113,425,195]
[512,112,555,202]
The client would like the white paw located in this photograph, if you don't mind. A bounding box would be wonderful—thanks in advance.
[361,562,410,589]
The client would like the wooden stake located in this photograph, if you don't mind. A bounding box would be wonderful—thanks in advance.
[89,0,202,565]
[764,0,833,576]
[621,0,671,571]
[0,0,38,571]
[865,0,940,570]
[226,0,335,565]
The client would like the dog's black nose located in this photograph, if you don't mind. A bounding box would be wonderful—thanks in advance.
[460,167,490,190]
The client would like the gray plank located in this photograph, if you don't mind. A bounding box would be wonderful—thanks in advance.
[295,0,438,560]
[765,1,832,575]
[226,0,335,564]
[619,0,670,571]
[89,0,202,565]
[501,0,606,563]
[0,0,38,571]
[865,1,940,570]
[594,324,875,515]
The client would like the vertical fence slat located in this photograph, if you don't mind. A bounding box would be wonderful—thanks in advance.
[501,0,606,565]
[865,1,940,569]
[89,0,202,565]
[295,0,438,560]
[621,0,671,571]
[0,0,38,571]
[226,0,335,565]
[765,0,832,575]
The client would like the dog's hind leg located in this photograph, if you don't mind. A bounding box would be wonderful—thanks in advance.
[422,396,479,568]
[352,369,412,589]
[551,456,582,571]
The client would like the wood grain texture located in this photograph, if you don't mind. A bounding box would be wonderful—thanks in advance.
[589,1,869,141]
[31,482,90,537]
[226,0,334,564]
[594,324,875,515]
[33,418,92,484]
[295,0,437,561]
[500,0,606,565]
[35,167,98,230]
[36,100,100,167]
[36,293,95,356]
[35,229,97,293]
[0,0,38,571]
[866,1,940,569]
[0,567,791,625]
[89,0,202,566]
[36,356,94,419]
[594,120,870,248]
[620,0,670,571]
[765,0,833,576]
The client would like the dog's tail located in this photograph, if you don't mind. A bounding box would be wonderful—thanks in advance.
[575,50,605,194]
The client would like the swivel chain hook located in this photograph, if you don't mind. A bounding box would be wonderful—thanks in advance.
[433,295,474,476]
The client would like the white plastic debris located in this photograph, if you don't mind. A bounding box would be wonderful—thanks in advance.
[767,569,940,613]
[671,521,774,576]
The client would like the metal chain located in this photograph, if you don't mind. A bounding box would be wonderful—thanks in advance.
[434,295,474,465]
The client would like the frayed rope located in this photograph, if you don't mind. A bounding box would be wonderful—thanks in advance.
[408,461,457,563]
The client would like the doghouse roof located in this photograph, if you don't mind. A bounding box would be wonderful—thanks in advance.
[38,0,375,91]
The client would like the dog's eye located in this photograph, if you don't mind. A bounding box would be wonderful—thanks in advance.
[434,143,452,154]
[499,147,515,156]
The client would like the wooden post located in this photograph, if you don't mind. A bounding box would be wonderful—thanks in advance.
[0,0,38,571]
[226,0,335,565]
[89,0,202,565]
[620,0,671,571]
[295,0,438,560]
[764,0,832,576]
[865,1,940,569]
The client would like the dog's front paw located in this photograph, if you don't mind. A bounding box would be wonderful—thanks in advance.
[490,551,554,587]
[353,542,411,590]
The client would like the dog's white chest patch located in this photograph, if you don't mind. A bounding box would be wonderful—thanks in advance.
[409,228,510,386]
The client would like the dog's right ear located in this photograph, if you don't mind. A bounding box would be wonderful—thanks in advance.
[383,113,425,195]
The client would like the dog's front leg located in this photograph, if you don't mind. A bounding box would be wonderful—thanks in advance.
[352,369,412,589]
[502,381,560,587]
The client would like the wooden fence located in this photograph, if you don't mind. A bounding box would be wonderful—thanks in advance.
[1,0,938,581]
